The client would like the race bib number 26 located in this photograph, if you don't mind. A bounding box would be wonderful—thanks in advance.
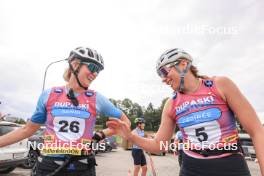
[53,116,85,141]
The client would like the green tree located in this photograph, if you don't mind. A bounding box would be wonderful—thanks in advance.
[15,118,26,124]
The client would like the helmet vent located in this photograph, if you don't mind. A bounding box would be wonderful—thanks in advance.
[88,50,94,57]
[169,52,178,59]
[166,49,178,55]
[79,49,85,54]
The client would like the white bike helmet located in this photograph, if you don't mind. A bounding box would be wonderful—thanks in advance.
[156,48,192,71]
[67,47,104,91]
[68,47,104,70]
[156,48,193,93]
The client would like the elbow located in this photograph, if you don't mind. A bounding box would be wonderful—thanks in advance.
[152,138,168,153]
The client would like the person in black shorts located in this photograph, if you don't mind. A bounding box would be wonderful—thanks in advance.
[174,131,183,167]
[131,118,147,176]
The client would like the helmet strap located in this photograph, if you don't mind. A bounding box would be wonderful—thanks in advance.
[174,63,192,93]
[68,61,88,90]
[67,88,79,106]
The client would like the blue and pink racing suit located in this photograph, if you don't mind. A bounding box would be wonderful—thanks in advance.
[31,86,122,156]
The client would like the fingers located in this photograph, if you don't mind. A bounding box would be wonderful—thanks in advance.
[107,118,127,127]
[106,121,119,129]
[106,117,132,140]
[108,117,121,122]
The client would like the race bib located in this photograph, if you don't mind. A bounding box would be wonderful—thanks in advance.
[53,116,85,141]
[184,121,221,147]
[178,108,222,147]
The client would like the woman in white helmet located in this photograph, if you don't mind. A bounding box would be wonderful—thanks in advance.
[0,47,131,176]
[108,48,264,176]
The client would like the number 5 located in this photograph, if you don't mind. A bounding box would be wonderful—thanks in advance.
[195,127,208,142]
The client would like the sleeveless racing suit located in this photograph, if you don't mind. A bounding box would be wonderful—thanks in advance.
[170,79,250,176]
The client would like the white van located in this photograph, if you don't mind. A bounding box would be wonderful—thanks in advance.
[0,121,29,174]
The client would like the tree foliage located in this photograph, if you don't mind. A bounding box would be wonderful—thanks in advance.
[97,97,169,131]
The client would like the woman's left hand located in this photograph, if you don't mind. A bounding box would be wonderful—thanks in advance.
[106,118,132,140]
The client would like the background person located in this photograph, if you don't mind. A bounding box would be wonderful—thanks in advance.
[174,130,183,167]
[131,118,148,176]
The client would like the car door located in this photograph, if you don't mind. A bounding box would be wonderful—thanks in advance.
[0,123,28,161]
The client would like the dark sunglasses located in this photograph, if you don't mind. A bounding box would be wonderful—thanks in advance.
[157,66,171,78]
[157,62,176,78]
[82,62,101,74]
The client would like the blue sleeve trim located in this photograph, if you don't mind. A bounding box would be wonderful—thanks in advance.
[30,89,51,124]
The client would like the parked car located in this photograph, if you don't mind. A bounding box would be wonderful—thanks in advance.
[104,136,118,151]
[95,136,118,154]
[21,126,45,169]
[0,121,28,174]
[239,133,256,158]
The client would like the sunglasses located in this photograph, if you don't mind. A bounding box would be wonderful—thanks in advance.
[157,66,171,78]
[157,62,179,78]
[82,62,102,74]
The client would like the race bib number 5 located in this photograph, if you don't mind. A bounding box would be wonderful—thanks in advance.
[184,121,221,146]
[53,116,85,141]
[178,108,222,146]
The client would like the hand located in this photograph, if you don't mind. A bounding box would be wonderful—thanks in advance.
[106,118,132,140]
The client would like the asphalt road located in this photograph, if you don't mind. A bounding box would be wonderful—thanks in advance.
[4,148,262,176]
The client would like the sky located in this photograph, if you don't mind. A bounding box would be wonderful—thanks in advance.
[0,0,264,122]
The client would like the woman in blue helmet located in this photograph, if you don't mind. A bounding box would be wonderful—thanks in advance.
[0,47,130,176]
[107,48,264,176]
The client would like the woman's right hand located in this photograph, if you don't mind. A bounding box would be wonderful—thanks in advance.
[106,118,132,140]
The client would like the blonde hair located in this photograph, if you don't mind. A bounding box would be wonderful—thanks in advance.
[63,59,81,82]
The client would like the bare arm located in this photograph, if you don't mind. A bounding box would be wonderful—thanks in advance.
[216,76,264,175]
[0,121,41,147]
[108,99,175,154]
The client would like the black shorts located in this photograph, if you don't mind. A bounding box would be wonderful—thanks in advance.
[132,149,147,166]
[180,152,251,176]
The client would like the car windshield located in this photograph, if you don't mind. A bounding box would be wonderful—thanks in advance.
[0,125,16,136]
